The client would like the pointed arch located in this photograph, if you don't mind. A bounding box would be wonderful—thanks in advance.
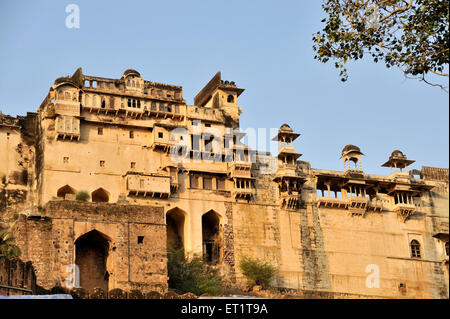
[166,207,188,251]
[75,230,111,292]
[201,210,223,265]
[91,188,110,203]
[57,185,76,199]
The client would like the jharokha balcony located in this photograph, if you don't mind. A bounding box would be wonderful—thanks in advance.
[126,173,171,198]
[393,203,416,222]
[316,197,349,209]
[348,197,370,216]
[316,196,384,215]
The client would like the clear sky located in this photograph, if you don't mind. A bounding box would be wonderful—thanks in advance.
[0,0,448,174]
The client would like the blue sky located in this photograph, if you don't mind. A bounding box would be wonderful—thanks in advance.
[0,0,448,174]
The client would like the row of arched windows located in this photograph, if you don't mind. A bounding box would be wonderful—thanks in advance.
[57,185,110,203]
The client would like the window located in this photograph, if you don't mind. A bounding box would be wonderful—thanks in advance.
[203,177,212,190]
[217,178,225,190]
[129,131,134,139]
[227,95,234,103]
[205,123,211,127]
[410,240,421,258]
[131,162,136,169]
[127,99,132,107]
[99,160,105,168]
[98,127,103,135]
[137,236,144,244]
[63,157,69,164]
[445,242,449,257]
[158,132,163,139]
[190,175,199,188]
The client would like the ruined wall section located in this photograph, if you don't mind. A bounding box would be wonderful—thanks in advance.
[0,256,37,296]
[0,112,37,221]
[13,201,167,293]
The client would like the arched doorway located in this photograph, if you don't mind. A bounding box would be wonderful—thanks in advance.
[75,230,110,292]
[166,208,187,250]
[91,188,109,203]
[57,185,76,199]
[202,210,222,265]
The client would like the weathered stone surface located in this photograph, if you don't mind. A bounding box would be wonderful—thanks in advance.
[0,69,448,299]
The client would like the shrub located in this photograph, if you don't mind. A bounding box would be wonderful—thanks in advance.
[167,248,223,296]
[75,191,90,202]
[0,230,21,259]
[238,255,277,289]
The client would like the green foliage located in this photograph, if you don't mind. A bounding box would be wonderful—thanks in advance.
[75,190,90,202]
[0,230,21,259]
[238,255,277,289]
[167,248,223,296]
[37,205,45,212]
[313,0,449,90]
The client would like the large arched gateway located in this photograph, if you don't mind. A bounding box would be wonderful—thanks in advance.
[75,230,111,292]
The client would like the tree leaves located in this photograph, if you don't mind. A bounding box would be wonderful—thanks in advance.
[312,0,449,91]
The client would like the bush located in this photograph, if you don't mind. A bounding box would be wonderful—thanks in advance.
[75,191,90,202]
[238,255,277,289]
[167,248,223,296]
[0,230,21,259]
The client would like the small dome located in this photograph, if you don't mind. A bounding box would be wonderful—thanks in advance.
[391,150,405,158]
[123,69,141,78]
[279,123,293,132]
[342,144,362,156]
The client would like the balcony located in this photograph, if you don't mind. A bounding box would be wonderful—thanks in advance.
[280,191,301,210]
[316,197,349,209]
[233,187,256,201]
[367,199,384,212]
[126,174,171,198]
[393,203,416,222]
[229,162,252,178]
[55,116,80,141]
[348,197,369,216]
[146,103,184,120]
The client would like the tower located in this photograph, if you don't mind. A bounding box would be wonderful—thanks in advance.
[272,124,305,210]
[341,144,364,171]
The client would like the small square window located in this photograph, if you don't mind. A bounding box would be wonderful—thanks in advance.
[63,157,69,164]
[131,162,136,169]
[158,132,163,138]
[98,127,103,135]
[100,160,105,167]
[137,236,144,244]
[129,131,134,139]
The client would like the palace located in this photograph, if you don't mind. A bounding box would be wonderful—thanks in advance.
[0,68,448,298]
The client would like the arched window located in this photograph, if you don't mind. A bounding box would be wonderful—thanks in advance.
[57,185,76,199]
[101,98,106,108]
[227,95,234,103]
[410,240,421,258]
[91,188,109,203]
